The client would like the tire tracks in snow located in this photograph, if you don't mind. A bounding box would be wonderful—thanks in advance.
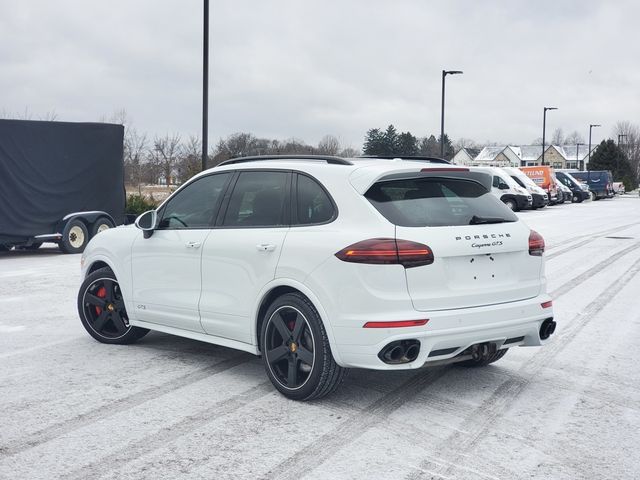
[0,353,253,457]
[549,240,640,299]
[545,220,639,259]
[405,253,640,480]
[63,382,273,480]
[261,367,450,480]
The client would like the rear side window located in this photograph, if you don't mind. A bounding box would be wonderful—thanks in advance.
[295,174,336,225]
[365,177,517,227]
[222,171,289,227]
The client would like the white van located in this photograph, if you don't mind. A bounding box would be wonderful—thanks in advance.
[502,167,549,209]
[477,167,532,211]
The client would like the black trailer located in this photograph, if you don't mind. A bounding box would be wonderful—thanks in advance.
[0,119,125,253]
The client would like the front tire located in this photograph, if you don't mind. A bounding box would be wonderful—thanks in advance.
[504,199,517,211]
[260,293,347,401]
[60,219,89,254]
[77,267,149,344]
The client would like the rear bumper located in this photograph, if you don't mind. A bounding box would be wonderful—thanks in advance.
[332,295,554,370]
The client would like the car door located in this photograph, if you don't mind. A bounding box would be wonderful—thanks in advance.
[199,170,291,344]
[130,172,233,332]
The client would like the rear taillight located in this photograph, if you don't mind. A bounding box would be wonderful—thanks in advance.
[335,238,434,268]
[541,300,553,308]
[529,230,545,256]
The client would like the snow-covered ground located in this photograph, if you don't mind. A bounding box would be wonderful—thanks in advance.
[1,195,640,480]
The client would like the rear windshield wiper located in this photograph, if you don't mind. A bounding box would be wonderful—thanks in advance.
[469,215,508,225]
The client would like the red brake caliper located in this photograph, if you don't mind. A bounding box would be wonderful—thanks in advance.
[95,286,107,315]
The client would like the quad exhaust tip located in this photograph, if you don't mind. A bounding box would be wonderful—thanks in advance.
[379,339,421,364]
[539,318,556,340]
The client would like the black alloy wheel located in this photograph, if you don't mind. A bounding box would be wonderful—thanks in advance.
[78,267,148,344]
[260,292,347,400]
[264,306,315,390]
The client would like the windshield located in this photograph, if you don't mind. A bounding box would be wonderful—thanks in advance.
[365,177,518,227]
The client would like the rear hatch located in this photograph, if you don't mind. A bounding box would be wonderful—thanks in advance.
[364,169,543,311]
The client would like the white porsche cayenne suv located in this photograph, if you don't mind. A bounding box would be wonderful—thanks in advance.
[78,155,555,400]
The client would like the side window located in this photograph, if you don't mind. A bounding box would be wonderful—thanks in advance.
[158,173,231,229]
[222,171,289,227]
[492,176,500,188]
[296,174,336,225]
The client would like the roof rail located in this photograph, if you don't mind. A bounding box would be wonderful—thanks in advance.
[217,155,352,167]
[358,155,451,164]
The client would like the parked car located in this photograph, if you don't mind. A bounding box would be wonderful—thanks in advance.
[555,171,590,203]
[520,166,559,204]
[556,179,573,204]
[77,155,555,400]
[612,182,625,195]
[502,167,548,209]
[567,170,614,200]
[478,167,532,211]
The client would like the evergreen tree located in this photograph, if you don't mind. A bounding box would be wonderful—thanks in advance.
[418,135,439,156]
[363,128,384,155]
[382,124,399,155]
[397,131,418,156]
[590,139,637,190]
[437,133,455,160]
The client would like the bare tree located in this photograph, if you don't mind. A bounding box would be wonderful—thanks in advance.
[614,121,640,179]
[339,146,361,157]
[150,134,182,186]
[124,128,148,189]
[317,135,341,155]
[551,128,564,145]
[178,135,203,183]
[564,130,585,145]
[454,137,478,151]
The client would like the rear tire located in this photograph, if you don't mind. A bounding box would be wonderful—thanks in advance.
[60,219,89,254]
[91,217,115,237]
[77,267,149,344]
[260,292,348,401]
[458,348,508,367]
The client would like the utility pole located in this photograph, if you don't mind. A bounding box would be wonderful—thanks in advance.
[541,107,557,165]
[202,0,209,171]
[440,70,463,158]
[588,124,601,170]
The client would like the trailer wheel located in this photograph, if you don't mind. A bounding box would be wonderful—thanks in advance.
[91,217,115,238]
[60,219,89,254]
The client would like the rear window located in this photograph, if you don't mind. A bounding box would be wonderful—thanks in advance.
[365,177,518,227]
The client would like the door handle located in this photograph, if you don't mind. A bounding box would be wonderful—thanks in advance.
[256,243,276,252]
[185,241,202,249]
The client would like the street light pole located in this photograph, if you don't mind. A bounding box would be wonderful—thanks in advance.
[588,124,601,170]
[202,0,209,172]
[576,142,583,170]
[440,69,463,158]
[541,107,557,166]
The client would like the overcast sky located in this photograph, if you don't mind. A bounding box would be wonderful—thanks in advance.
[1,0,638,150]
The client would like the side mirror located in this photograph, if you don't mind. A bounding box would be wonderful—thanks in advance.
[499,183,509,190]
[135,210,157,238]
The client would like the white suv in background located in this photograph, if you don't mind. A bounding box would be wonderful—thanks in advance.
[78,156,555,400]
